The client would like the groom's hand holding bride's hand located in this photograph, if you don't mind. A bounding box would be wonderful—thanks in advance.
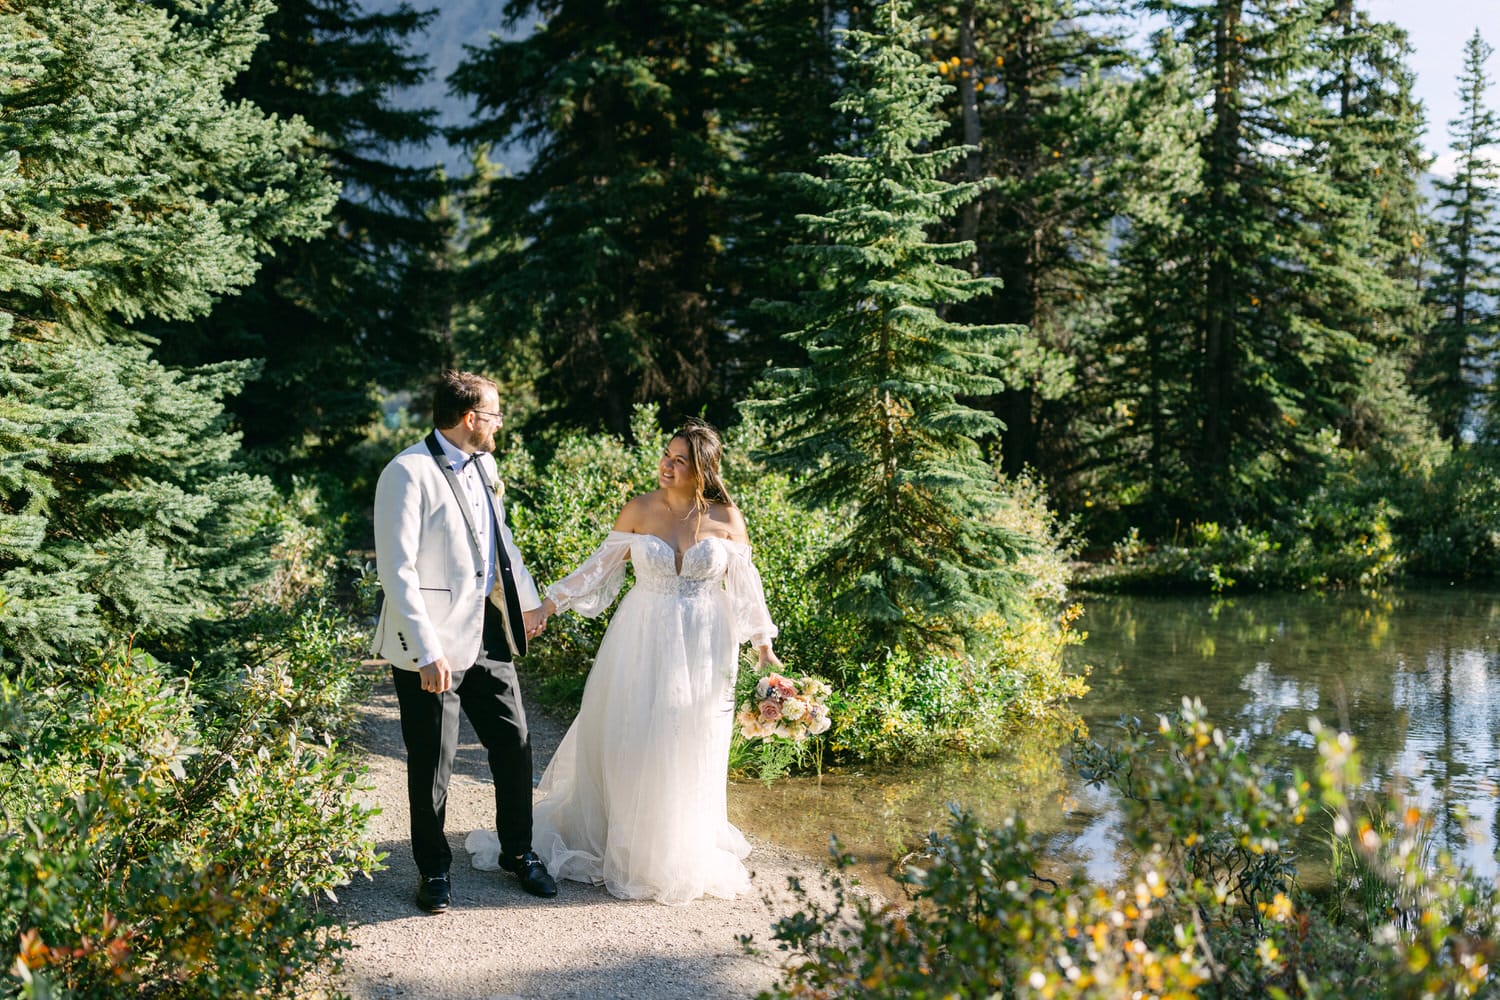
[524,600,555,641]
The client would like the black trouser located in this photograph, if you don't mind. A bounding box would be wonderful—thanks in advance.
[392,655,533,878]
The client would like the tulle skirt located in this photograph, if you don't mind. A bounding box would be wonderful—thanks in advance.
[470,583,750,904]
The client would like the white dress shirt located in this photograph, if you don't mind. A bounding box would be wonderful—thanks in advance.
[433,431,498,598]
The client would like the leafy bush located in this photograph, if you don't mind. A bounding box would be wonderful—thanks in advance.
[1089,473,1402,594]
[1385,443,1500,581]
[499,406,661,706]
[2,610,379,998]
[1081,438,1500,593]
[822,605,1088,764]
[752,701,1500,999]
[502,407,1087,764]
[812,467,1087,764]
[258,476,351,607]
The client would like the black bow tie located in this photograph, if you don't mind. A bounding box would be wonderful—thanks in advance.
[463,453,483,470]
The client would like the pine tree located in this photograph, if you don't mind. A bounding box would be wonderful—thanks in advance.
[749,3,1030,653]
[0,345,277,665]
[450,0,747,432]
[725,0,850,390]
[1419,30,1500,441]
[149,0,450,472]
[921,0,1133,486]
[1079,31,1207,530]
[0,0,335,667]
[1309,2,1434,454]
[1109,0,1400,523]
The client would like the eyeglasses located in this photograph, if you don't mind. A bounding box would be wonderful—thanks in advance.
[470,409,503,424]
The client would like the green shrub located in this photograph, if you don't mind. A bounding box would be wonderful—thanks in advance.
[814,470,1088,764]
[1387,444,1500,581]
[499,406,660,707]
[1080,438,1500,593]
[820,604,1087,765]
[258,477,350,607]
[2,437,382,998]
[501,408,1086,765]
[752,701,1500,998]
[1089,493,1401,594]
[1,615,379,998]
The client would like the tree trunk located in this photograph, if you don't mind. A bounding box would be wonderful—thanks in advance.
[1200,0,1244,502]
[958,1,982,274]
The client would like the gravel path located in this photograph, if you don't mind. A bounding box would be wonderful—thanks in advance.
[327,666,850,1000]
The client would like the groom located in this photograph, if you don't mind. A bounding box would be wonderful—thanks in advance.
[371,369,557,912]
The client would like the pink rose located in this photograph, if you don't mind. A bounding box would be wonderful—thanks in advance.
[758,699,782,722]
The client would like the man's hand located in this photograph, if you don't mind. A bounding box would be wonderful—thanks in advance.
[419,657,453,693]
[523,604,551,640]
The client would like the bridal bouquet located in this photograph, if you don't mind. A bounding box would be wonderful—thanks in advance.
[736,672,832,744]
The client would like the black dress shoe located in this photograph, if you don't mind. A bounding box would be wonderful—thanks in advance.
[499,850,558,898]
[415,873,451,913]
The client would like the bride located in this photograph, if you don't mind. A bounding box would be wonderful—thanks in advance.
[468,419,780,904]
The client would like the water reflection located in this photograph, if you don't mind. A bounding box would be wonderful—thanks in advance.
[729,721,1078,899]
[729,587,1500,892]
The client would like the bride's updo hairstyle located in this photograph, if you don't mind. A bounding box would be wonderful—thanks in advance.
[673,418,734,512]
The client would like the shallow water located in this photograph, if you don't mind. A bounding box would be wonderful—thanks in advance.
[729,587,1500,898]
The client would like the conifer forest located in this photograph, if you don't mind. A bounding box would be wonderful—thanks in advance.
[3,0,1500,995]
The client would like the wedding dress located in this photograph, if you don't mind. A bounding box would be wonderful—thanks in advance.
[466,530,778,904]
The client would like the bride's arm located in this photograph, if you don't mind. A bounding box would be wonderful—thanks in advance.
[540,528,634,620]
[722,507,781,667]
[539,497,650,622]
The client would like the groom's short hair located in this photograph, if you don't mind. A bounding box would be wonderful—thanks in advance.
[433,370,496,429]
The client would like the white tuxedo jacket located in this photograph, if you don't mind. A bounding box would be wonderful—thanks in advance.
[370,435,540,670]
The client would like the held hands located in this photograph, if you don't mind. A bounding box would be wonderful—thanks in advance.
[524,599,556,641]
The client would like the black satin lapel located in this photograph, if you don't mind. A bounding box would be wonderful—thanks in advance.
[475,460,527,658]
[424,431,484,561]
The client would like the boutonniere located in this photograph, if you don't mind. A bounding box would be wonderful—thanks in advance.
[489,477,505,500]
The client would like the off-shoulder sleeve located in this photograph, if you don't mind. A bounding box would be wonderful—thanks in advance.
[546,531,633,617]
[724,541,778,648]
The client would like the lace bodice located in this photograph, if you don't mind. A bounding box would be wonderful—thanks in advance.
[634,535,725,595]
[546,531,778,647]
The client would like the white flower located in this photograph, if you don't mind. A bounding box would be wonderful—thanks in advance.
[737,705,774,740]
[802,677,831,699]
[489,477,505,499]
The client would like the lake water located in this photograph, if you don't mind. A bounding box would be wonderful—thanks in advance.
[728,587,1500,897]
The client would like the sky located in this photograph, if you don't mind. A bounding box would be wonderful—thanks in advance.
[1368,0,1496,174]
[379,0,1499,178]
